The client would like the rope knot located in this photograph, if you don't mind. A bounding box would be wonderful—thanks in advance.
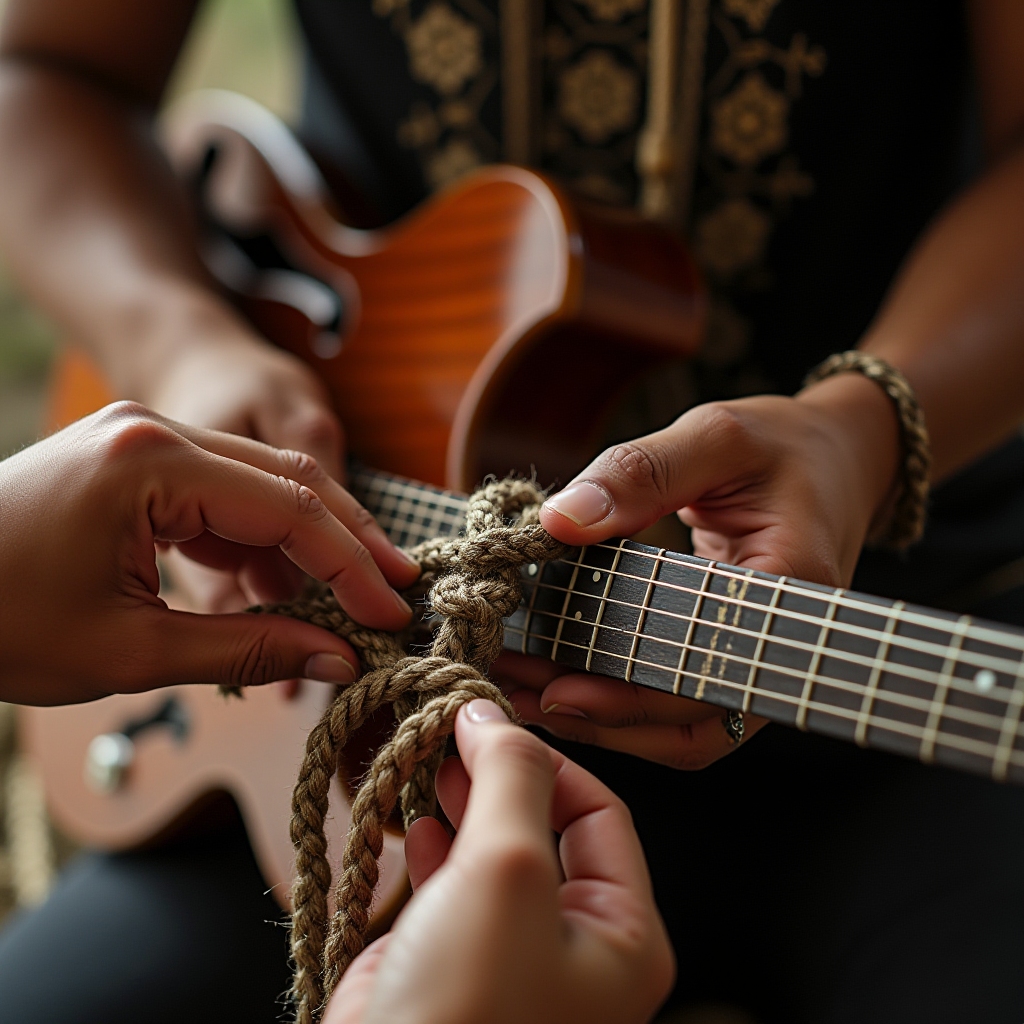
[248,477,570,1023]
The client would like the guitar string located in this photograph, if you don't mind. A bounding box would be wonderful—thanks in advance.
[356,473,1024,661]
[502,622,1024,770]
[508,578,1023,737]
[550,558,1024,678]
[562,545,1024,657]
[355,476,1024,691]
[357,476,1024,764]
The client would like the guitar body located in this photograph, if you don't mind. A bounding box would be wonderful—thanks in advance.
[163,90,704,489]
[26,90,705,915]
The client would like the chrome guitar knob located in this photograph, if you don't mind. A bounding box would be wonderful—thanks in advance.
[84,733,135,795]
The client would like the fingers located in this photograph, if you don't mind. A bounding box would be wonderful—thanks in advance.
[512,688,769,771]
[129,605,361,690]
[148,440,411,631]
[452,702,653,900]
[450,701,560,889]
[404,815,452,891]
[168,418,420,589]
[533,673,720,728]
[539,403,764,544]
[322,935,393,1024]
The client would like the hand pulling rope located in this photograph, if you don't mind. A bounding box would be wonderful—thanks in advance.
[247,478,570,1024]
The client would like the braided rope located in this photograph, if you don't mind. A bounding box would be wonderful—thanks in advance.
[804,351,931,548]
[249,478,570,1024]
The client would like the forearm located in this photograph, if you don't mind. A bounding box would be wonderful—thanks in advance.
[856,145,1024,483]
[0,61,259,399]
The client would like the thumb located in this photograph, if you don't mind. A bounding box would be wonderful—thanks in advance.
[129,607,361,691]
[540,404,749,544]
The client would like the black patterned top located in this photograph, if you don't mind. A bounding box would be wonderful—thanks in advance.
[294,0,1024,618]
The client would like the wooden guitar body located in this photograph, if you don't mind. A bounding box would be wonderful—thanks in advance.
[26,90,705,916]
[162,90,704,489]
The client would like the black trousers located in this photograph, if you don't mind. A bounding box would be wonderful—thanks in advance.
[2,595,1022,1023]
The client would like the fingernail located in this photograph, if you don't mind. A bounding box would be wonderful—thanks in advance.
[392,589,413,616]
[542,703,588,719]
[464,699,509,724]
[544,480,611,528]
[305,653,359,684]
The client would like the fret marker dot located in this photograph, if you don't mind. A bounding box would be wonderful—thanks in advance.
[592,571,602,582]
[974,669,997,693]
[574,611,582,620]
[527,563,538,576]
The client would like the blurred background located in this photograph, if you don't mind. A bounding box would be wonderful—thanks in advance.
[0,0,301,922]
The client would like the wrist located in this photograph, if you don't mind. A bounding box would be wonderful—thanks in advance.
[94,281,268,401]
[796,371,902,538]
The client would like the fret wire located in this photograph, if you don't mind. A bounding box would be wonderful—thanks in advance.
[919,613,971,764]
[674,561,715,696]
[353,477,1024,659]
[522,576,1019,712]
[854,601,903,747]
[512,586,1017,734]
[557,554,1024,676]
[992,660,1024,782]
[795,590,840,731]
[519,558,545,656]
[550,548,584,665]
[743,577,784,713]
[625,546,663,683]
[576,544,1024,656]
[586,542,625,673]
[500,627,1024,769]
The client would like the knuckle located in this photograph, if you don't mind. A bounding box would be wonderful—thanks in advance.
[600,441,669,497]
[694,401,755,453]
[328,540,376,586]
[351,504,379,534]
[288,409,343,455]
[95,409,181,462]
[486,839,552,891]
[278,448,324,486]
[227,627,284,688]
[280,476,328,520]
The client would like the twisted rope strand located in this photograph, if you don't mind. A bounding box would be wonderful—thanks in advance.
[248,478,569,1024]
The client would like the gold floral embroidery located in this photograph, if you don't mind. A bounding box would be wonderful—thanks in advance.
[558,50,640,143]
[573,0,647,23]
[425,137,484,187]
[694,197,770,275]
[540,0,651,203]
[375,0,499,189]
[406,3,484,95]
[721,0,779,32]
[710,72,787,166]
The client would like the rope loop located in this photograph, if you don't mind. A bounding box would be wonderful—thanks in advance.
[247,477,570,1024]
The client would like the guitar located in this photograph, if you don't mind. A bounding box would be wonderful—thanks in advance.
[22,93,1024,926]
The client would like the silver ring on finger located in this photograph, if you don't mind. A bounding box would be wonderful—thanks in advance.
[722,709,745,745]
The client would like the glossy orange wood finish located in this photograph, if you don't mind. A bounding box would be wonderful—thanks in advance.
[164,91,703,489]
[26,91,705,915]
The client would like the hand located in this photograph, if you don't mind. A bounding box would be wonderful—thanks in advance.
[0,402,420,705]
[145,336,347,610]
[324,700,674,1024]
[501,373,902,769]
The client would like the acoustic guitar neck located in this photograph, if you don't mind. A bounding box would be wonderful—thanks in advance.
[351,466,1024,787]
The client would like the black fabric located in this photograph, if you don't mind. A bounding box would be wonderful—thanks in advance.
[0,818,291,1024]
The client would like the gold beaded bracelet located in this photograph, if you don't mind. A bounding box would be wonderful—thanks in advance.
[803,351,931,549]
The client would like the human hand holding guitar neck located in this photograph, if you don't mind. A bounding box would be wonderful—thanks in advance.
[324,699,674,1024]
[499,371,902,769]
[0,402,419,706]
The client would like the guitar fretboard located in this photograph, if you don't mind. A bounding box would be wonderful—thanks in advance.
[350,466,1024,786]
